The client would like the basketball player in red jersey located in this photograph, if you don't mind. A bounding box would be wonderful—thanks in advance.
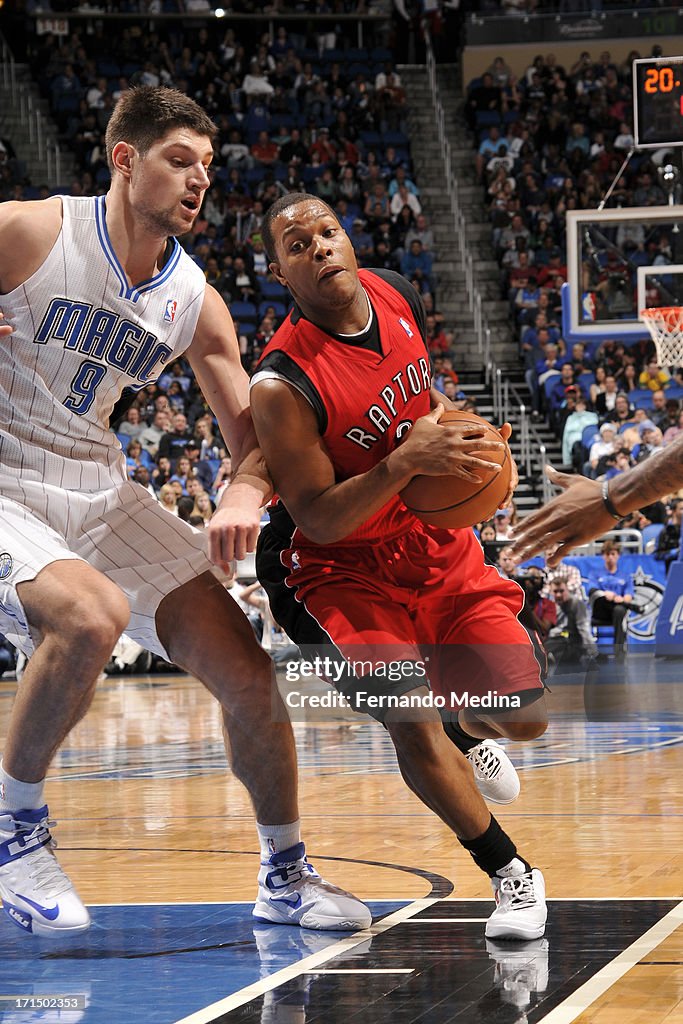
[250,194,548,940]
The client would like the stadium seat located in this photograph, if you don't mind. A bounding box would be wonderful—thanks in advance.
[260,279,288,300]
[258,300,288,319]
[230,301,257,321]
[581,425,599,450]
[628,388,654,408]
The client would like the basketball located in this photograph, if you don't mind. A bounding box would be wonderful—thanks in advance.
[399,410,512,529]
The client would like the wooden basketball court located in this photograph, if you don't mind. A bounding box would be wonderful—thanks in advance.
[0,655,681,1023]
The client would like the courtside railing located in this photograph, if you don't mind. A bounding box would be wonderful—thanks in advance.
[423,28,491,380]
[422,35,551,509]
[1,36,62,188]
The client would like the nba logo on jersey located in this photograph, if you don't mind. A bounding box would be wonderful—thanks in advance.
[0,553,12,580]
[164,300,178,323]
[398,317,414,338]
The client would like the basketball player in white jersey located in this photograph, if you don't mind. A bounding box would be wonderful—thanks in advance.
[0,86,370,937]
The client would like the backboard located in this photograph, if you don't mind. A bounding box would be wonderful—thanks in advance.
[563,204,683,344]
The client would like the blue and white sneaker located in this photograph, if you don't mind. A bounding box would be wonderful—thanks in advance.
[0,807,90,936]
[254,842,372,931]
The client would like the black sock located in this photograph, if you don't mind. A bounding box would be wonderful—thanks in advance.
[459,815,531,878]
[443,718,479,753]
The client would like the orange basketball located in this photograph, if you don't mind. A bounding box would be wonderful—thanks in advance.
[399,410,512,529]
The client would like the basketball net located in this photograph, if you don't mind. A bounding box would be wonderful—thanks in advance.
[640,306,683,370]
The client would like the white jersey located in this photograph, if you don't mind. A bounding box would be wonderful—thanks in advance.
[0,194,206,491]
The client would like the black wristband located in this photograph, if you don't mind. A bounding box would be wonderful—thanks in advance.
[601,479,623,521]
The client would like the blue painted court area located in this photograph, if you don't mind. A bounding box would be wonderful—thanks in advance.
[0,901,405,1023]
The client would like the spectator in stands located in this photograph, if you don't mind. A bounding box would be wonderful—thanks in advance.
[151,455,173,493]
[374,64,406,132]
[194,415,224,461]
[495,544,517,578]
[613,361,636,397]
[494,508,515,541]
[169,455,197,496]
[125,438,153,479]
[158,360,192,395]
[390,185,421,222]
[348,217,374,262]
[604,392,636,429]
[498,213,530,256]
[191,489,215,526]
[634,420,665,463]
[158,483,179,517]
[309,126,337,166]
[548,362,580,407]
[638,357,671,392]
[604,448,634,482]
[663,408,683,447]
[562,398,598,470]
[586,541,636,658]
[251,129,279,167]
[116,405,145,442]
[594,374,619,418]
[183,439,217,493]
[133,465,158,502]
[586,421,617,478]
[242,59,275,101]
[546,579,598,668]
[425,314,450,358]
[226,255,260,305]
[400,239,433,292]
[587,364,607,407]
[158,412,194,464]
[654,498,683,572]
[404,213,434,252]
[139,410,171,459]
[649,389,669,429]
[466,74,504,132]
[279,127,308,166]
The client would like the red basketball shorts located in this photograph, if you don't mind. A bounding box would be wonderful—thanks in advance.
[260,519,544,706]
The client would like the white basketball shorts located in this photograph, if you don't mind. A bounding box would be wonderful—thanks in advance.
[0,475,214,658]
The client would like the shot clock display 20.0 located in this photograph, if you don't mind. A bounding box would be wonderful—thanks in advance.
[633,56,683,150]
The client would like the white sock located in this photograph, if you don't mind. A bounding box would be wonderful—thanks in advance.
[256,819,302,859]
[0,761,45,813]
[496,856,531,878]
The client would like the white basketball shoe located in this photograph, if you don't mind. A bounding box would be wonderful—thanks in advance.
[0,807,90,936]
[486,868,547,941]
[466,740,521,804]
[254,842,372,931]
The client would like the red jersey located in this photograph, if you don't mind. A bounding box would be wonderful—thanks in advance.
[255,269,431,544]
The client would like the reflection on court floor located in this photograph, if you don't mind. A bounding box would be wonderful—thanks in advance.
[0,899,679,1024]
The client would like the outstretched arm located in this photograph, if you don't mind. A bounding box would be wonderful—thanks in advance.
[510,434,683,565]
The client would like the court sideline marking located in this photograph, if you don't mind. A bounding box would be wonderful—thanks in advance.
[537,898,683,1024]
[172,895,442,1024]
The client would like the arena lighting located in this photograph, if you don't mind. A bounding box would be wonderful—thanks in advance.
[214,7,226,16]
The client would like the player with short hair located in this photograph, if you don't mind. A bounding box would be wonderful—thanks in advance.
[0,88,368,937]
[250,193,549,940]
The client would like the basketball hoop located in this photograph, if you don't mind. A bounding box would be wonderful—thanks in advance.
[640,306,683,370]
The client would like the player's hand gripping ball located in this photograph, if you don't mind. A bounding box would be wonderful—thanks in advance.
[400,410,512,529]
